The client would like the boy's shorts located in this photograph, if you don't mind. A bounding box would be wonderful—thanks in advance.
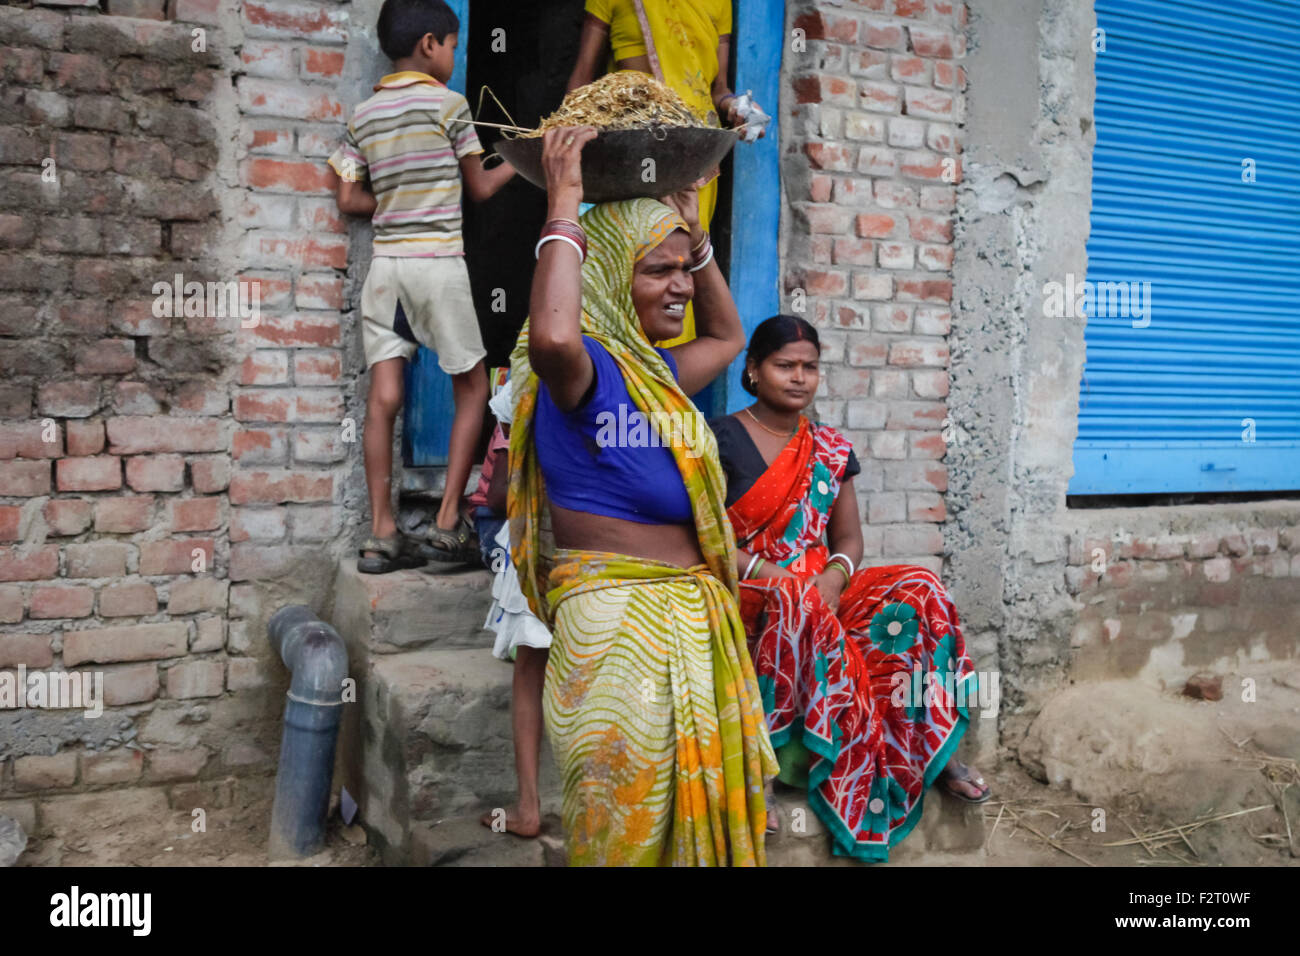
[360,255,486,374]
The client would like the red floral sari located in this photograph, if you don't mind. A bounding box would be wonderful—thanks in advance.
[728,418,976,861]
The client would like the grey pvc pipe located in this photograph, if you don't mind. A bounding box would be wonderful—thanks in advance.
[267,605,349,859]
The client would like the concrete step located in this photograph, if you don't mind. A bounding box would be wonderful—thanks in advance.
[405,788,983,867]
[332,558,495,654]
[333,641,562,864]
[765,787,985,866]
[329,558,983,866]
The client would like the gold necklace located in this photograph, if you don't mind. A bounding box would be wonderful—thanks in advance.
[745,407,799,438]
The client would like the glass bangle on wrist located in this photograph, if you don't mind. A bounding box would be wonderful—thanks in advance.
[536,220,587,262]
[542,219,587,244]
[535,233,584,261]
[688,243,714,273]
[829,552,854,571]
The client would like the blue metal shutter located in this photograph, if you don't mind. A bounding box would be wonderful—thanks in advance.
[1070,0,1300,494]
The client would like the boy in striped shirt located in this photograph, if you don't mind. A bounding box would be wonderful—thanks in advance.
[328,0,515,572]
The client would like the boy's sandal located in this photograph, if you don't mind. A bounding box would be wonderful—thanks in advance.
[358,534,422,574]
[419,514,479,564]
[941,759,992,804]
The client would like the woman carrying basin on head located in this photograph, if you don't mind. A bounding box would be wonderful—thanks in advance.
[507,124,776,866]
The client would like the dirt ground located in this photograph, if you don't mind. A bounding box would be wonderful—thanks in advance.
[18,757,1294,868]
[981,761,1297,867]
[14,763,1295,868]
[17,775,379,867]
[984,662,1300,868]
[12,664,1300,868]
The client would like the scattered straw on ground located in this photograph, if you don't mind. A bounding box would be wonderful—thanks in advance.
[523,71,706,137]
[1218,725,1300,858]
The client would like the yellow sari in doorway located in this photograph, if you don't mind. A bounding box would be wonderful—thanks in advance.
[584,0,733,345]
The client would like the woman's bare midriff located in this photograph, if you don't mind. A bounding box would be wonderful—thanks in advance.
[550,503,706,569]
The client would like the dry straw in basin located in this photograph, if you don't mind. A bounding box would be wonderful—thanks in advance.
[522,71,707,137]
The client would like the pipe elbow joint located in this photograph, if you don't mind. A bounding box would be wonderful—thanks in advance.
[267,605,349,706]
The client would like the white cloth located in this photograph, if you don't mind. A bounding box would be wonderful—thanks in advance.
[488,379,514,425]
[484,521,551,660]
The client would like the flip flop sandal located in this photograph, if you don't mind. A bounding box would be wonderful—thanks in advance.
[358,534,422,574]
[941,759,992,804]
[418,514,479,564]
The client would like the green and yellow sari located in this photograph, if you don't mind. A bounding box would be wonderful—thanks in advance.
[507,199,776,866]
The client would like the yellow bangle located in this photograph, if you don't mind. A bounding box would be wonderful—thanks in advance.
[827,560,850,584]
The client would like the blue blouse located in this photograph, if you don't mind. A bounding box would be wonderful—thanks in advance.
[535,336,694,524]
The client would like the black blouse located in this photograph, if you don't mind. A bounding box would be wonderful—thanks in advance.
[708,414,861,509]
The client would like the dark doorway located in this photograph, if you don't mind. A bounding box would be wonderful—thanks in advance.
[463,0,587,370]
[403,1,768,476]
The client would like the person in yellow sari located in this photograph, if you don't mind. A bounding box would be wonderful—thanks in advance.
[507,125,776,865]
[567,0,757,346]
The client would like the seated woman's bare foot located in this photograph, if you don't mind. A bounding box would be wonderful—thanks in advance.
[480,804,542,838]
[940,758,991,803]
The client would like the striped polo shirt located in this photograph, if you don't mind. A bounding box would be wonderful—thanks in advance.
[328,71,483,257]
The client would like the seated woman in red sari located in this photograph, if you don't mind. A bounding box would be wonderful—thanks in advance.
[709,314,990,862]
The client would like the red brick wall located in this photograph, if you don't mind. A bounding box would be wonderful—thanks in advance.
[0,1,358,808]
[785,0,964,575]
[1066,518,1300,681]
[0,5,237,797]
[227,0,352,593]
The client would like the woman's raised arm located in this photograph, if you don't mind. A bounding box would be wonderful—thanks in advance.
[661,183,746,395]
[528,126,598,411]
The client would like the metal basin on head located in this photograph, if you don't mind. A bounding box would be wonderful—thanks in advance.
[494,126,738,203]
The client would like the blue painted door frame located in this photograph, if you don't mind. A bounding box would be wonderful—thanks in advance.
[403,0,783,464]
[724,0,783,413]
